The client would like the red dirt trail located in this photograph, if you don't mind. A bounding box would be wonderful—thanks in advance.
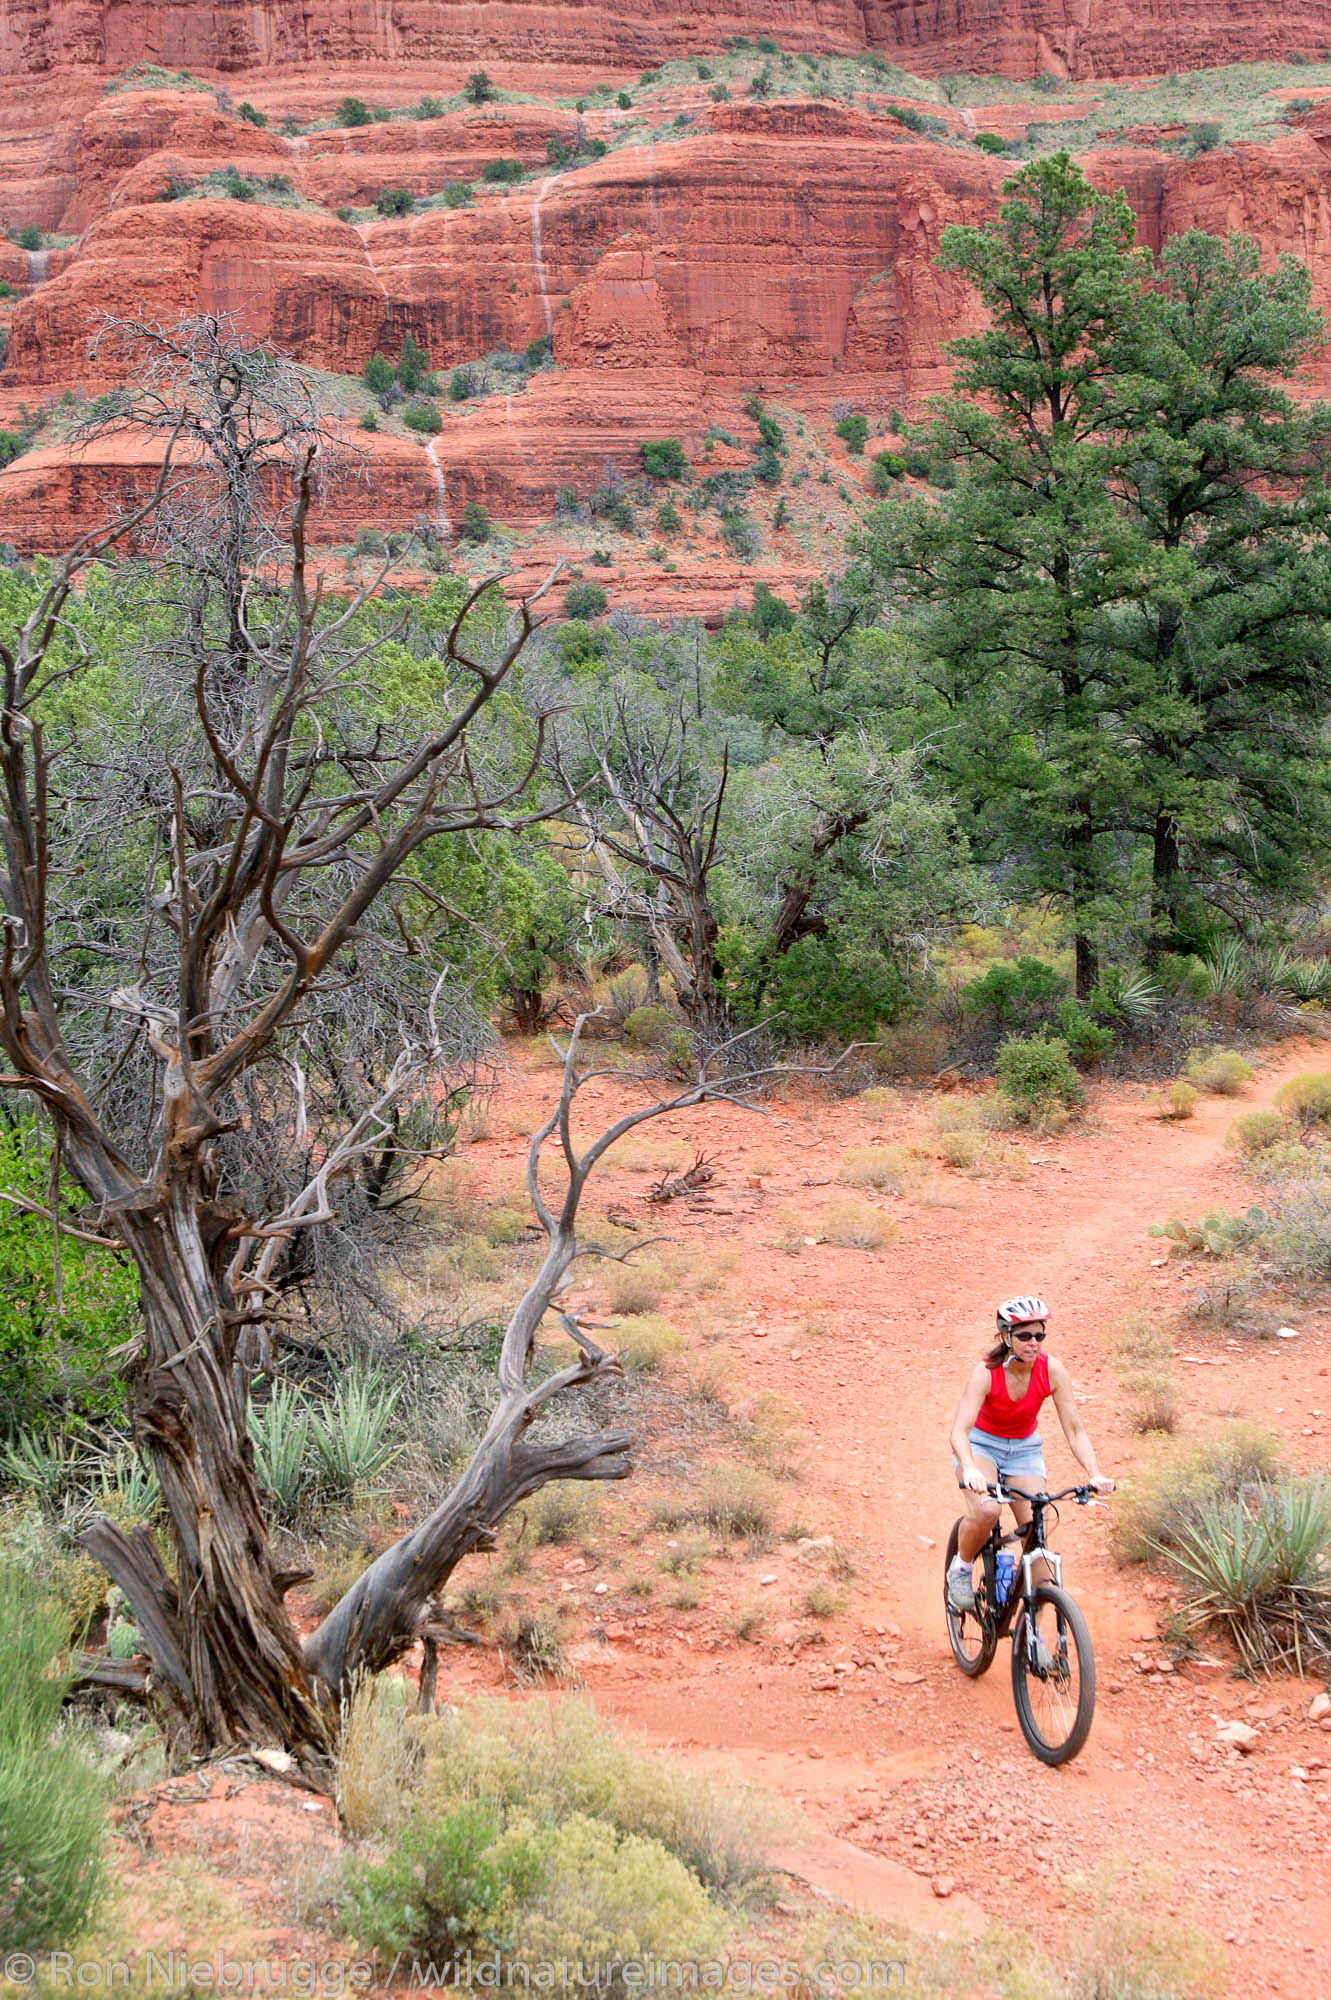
[447,1038,1331,1992]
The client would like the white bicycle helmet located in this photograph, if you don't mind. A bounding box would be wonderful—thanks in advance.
[997,1295,1049,1329]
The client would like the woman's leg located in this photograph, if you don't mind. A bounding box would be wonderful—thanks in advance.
[956,1448,1001,1563]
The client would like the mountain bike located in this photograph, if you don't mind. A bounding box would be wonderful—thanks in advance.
[944,1481,1099,1765]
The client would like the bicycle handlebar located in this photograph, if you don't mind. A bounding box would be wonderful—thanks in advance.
[985,1481,1103,1506]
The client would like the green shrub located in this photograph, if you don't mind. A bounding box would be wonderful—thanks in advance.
[834,412,868,455]
[414,94,445,118]
[1264,1183,1331,1282]
[656,499,681,533]
[16,225,42,251]
[963,955,1066,1024]
[709,82,730,102]
[416,1694,772,1892]
[344,1803,507,1959]
[442,180,474,207]
[641,437,686,479]
[0,1117,138,1424]
[464,72,496,105]
[374,185,414,217]
[238,101,268,126]
[482,157,525,183]
[1185,1047,1253,1095]
[1054,998,1115,1068]
[402,400,442,434]
[1274,1071,1331,1130]
[501,1813,725,1972]
[622,1002,673,1046]
[1228,1110,1285,1157]
[337,96,373,127]
[994,1033,1084,1121]
[617,90,633,109]
[524,334,552,368]
[973,130,1006,153]
[869,450,906,494]
[0,1566,107,1948]
[564,580,607,620]
[749,581,793,635]
[460,500,492,543]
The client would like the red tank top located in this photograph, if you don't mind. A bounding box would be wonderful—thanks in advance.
[975,1353,1050,1439]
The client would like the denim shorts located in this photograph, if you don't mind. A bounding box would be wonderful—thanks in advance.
[959,1426,1047,1482]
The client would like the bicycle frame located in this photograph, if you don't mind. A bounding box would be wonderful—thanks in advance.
[982,1484,1079,1642]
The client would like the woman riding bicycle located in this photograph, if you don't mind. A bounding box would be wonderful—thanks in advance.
[947,1295,1114,1612]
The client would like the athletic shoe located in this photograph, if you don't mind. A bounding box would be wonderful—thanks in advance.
[946,1563,976,1613]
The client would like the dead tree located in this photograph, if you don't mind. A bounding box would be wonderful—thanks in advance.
[303,1012,766,1696]
[0,317,571,1771]
[558,686,731,1039]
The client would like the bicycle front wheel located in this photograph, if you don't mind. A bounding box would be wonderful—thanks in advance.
[944,1519,997,1678]
[1011,1582,1095,1764]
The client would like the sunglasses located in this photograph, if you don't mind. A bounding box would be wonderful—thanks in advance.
[1010,1326,1047,1342]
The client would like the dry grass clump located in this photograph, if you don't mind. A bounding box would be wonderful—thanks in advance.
[337,1674,419,1837]
[867,1019,948,1078]
[652,1462,783,1540]
[1273,1070,1331,1130]
[1109,1312,1182,1434]
[838,1143,909,1192]
[615,1312,682,1374]
[522,1484,595,1547]
[1227,1109,1285,1156]
[801,1582,848,1619]
[656,1532,712,1575]
[1148,1079,1199,1121]
[821,1199,898,1250]
[604,1255,668,1314]
[661,1243,739,1298]
[1185,1047,1254,1095]
[1113,1420,1281,1565]
[500,1609,575,1684]
[856,1085,900,1130]
[931,1096,983,1134]
[744,1389,810,1479]
[605,1132,689,1175]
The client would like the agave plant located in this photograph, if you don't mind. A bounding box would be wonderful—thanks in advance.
[1111,969,1163,1022]
[310,1365,402,1502]
[248,1379,314,1520]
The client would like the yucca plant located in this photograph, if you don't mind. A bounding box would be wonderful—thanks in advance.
[0,1425,93,1511]
[1159,1475,1331,1673]
[311,1366,402,1501]
[248,1380,314,1520]
[95,1444,161,1525]
[1199,936,1250,1000]
[1281,957,1331,1004]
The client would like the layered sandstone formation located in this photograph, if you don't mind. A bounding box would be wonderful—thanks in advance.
[8,28,1331,582]
[5,0,1331,88]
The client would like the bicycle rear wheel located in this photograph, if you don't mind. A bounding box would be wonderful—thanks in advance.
[944,1520,997,1677]
[1011,1582,1095,1764]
